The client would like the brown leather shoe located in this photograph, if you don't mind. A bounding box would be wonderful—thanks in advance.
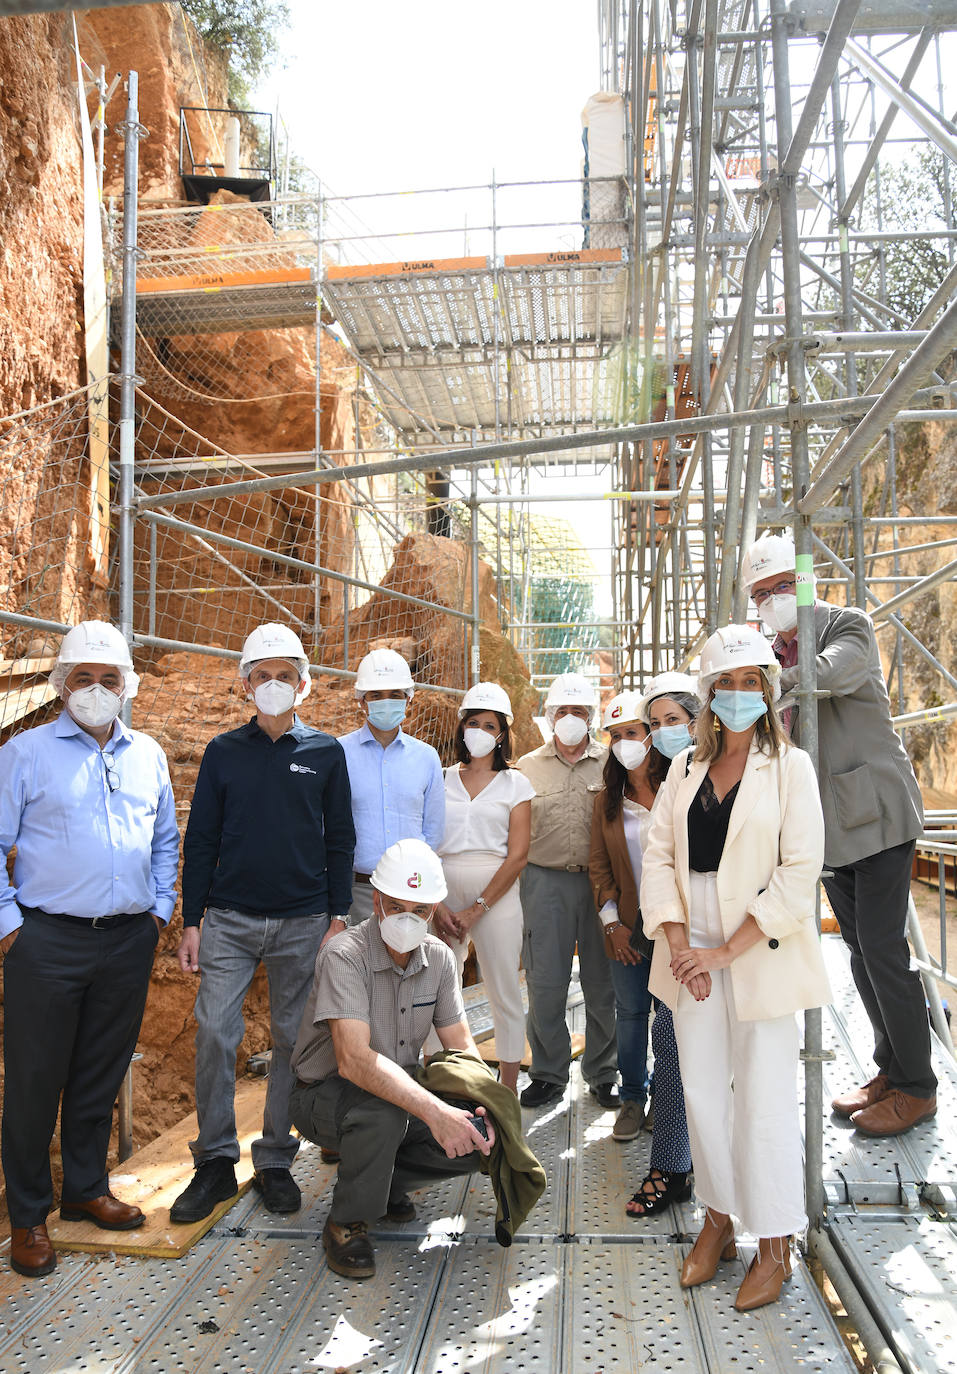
[735,1237,792,1311]
[680,1209,736,1288]
[59,1191,145,1231]
[852,1089,937,1137]
[10,1225,56,1278]
[831,1074,890,1119]
[322,1217,375,1278]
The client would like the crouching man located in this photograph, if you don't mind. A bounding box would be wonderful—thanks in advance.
[289,839,494,1279]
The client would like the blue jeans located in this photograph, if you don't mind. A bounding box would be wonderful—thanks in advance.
[608,955,652,1103]
[191,906,327,1171]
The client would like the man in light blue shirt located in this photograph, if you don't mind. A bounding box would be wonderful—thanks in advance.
[0,622,179,1279]
[335,649,445,932]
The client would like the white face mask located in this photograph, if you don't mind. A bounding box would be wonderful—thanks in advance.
[253,679,298,716]
[553,714,589,747]
[612,737,649,770]
[464,726,498,758]
[379,911,431,954]
[758,593,798,634]
[67,683,124,729]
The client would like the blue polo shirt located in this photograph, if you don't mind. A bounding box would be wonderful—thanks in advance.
[182,716,355,925]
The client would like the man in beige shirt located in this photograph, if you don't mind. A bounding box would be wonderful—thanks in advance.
[515,674,617,1108]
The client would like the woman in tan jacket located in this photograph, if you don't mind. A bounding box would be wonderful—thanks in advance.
[640,626,830,1312]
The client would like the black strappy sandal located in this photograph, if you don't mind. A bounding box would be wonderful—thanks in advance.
[625,1168,691,1218]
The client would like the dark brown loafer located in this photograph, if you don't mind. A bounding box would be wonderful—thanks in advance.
[59,1191,145,1231]
[10,1224,56,1277]
[322,1217,375,1278]
[831,1074,889,1119]
[852,1090,937,1137]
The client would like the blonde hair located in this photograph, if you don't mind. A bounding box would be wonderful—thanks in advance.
[694,671,788,763]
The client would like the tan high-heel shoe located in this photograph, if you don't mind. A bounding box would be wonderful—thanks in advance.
[680,1208,737,1288]
[734,1236,792,1311]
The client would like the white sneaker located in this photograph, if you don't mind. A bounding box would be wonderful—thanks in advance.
[612,1099,645,1141]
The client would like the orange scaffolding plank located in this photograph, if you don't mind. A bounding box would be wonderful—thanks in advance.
[503,248,625,268]
[326,255,488,281]
[136,266,313,295]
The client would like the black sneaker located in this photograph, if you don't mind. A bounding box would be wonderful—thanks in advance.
[169,1158,238,1224]
[322,1217,375,1278]
[590,1082,620,1109]
[520,1078,566,1108]
[252,1168,301,1214]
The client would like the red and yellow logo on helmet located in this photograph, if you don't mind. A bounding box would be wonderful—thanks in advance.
[407,872,422,889]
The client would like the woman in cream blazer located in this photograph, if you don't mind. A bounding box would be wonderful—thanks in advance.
[640,625,830,1313]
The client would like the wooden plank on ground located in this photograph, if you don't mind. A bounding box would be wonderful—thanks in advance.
[47,1080,267,1260]
[477,1032,585,1070]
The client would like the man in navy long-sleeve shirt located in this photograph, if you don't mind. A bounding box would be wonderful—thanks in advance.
[170,624,355,1224]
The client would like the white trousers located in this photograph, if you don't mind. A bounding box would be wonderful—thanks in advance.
[673,872,807,1238]
[427,851,526,1063]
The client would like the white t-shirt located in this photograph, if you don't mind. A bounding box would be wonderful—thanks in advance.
[439,765,536,858]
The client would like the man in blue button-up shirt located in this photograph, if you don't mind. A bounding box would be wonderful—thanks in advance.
[0,622,179,1279]
[170,623,355,1227]
[337,648,444,933]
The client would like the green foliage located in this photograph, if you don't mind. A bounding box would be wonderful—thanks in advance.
[181,0,290,99]
[859,148,955,324]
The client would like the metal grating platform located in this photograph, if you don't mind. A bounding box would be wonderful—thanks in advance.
[321,257,629,441]
[8,949,957,1371]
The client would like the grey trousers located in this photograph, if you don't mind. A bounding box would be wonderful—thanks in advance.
[191,907,328,1171]
[348,882,376,926]
[289,1074,483,1224]
[520,864,618,1089]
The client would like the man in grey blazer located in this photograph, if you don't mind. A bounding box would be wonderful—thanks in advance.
[742,533,937,1137]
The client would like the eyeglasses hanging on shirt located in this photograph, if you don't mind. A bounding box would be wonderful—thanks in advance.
[103,754,119,793]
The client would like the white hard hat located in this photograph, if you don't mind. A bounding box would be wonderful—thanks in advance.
[50,621,138,698]
[545,673,597,711]
[354,648,415,699]
[240,623,308,677]
[459,681,514,725]
[601,690,643,731]
[697,624,781,702]
[370,839,447,903]
[637,672,699,724]
[740,532,796,591]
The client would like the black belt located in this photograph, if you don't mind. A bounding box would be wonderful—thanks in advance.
[353,872,373,885]
[19,905,150,930]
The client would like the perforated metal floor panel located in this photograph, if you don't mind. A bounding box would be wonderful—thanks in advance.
[829,1214,957,1374]
[0,972,896,1373]
[819,936,957,1195]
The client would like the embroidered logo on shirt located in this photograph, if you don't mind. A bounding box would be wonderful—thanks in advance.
[289,762,317,775]
[407,872,422,889]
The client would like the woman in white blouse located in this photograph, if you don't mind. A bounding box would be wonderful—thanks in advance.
[434,682,534,1093]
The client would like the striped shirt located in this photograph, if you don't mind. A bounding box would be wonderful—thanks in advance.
[291,915,464,1083]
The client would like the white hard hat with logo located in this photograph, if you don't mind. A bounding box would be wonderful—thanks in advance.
[459,681,514,724]
[637,671,699,723]
[370,838,447,903]
[544,672,597,725]
[50,621,138,697]
[601,690,643,731]
[354,648,415,699]
[240,623,311,702]
[740,532,796,591]
[240,623,308,676]
[697,624,781,701]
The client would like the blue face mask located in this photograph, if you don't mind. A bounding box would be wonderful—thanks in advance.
[367,698,407,731]
[711,689,768,732]
[653,723,694,758]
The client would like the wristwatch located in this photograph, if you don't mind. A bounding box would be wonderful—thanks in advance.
[475,895,491,914]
